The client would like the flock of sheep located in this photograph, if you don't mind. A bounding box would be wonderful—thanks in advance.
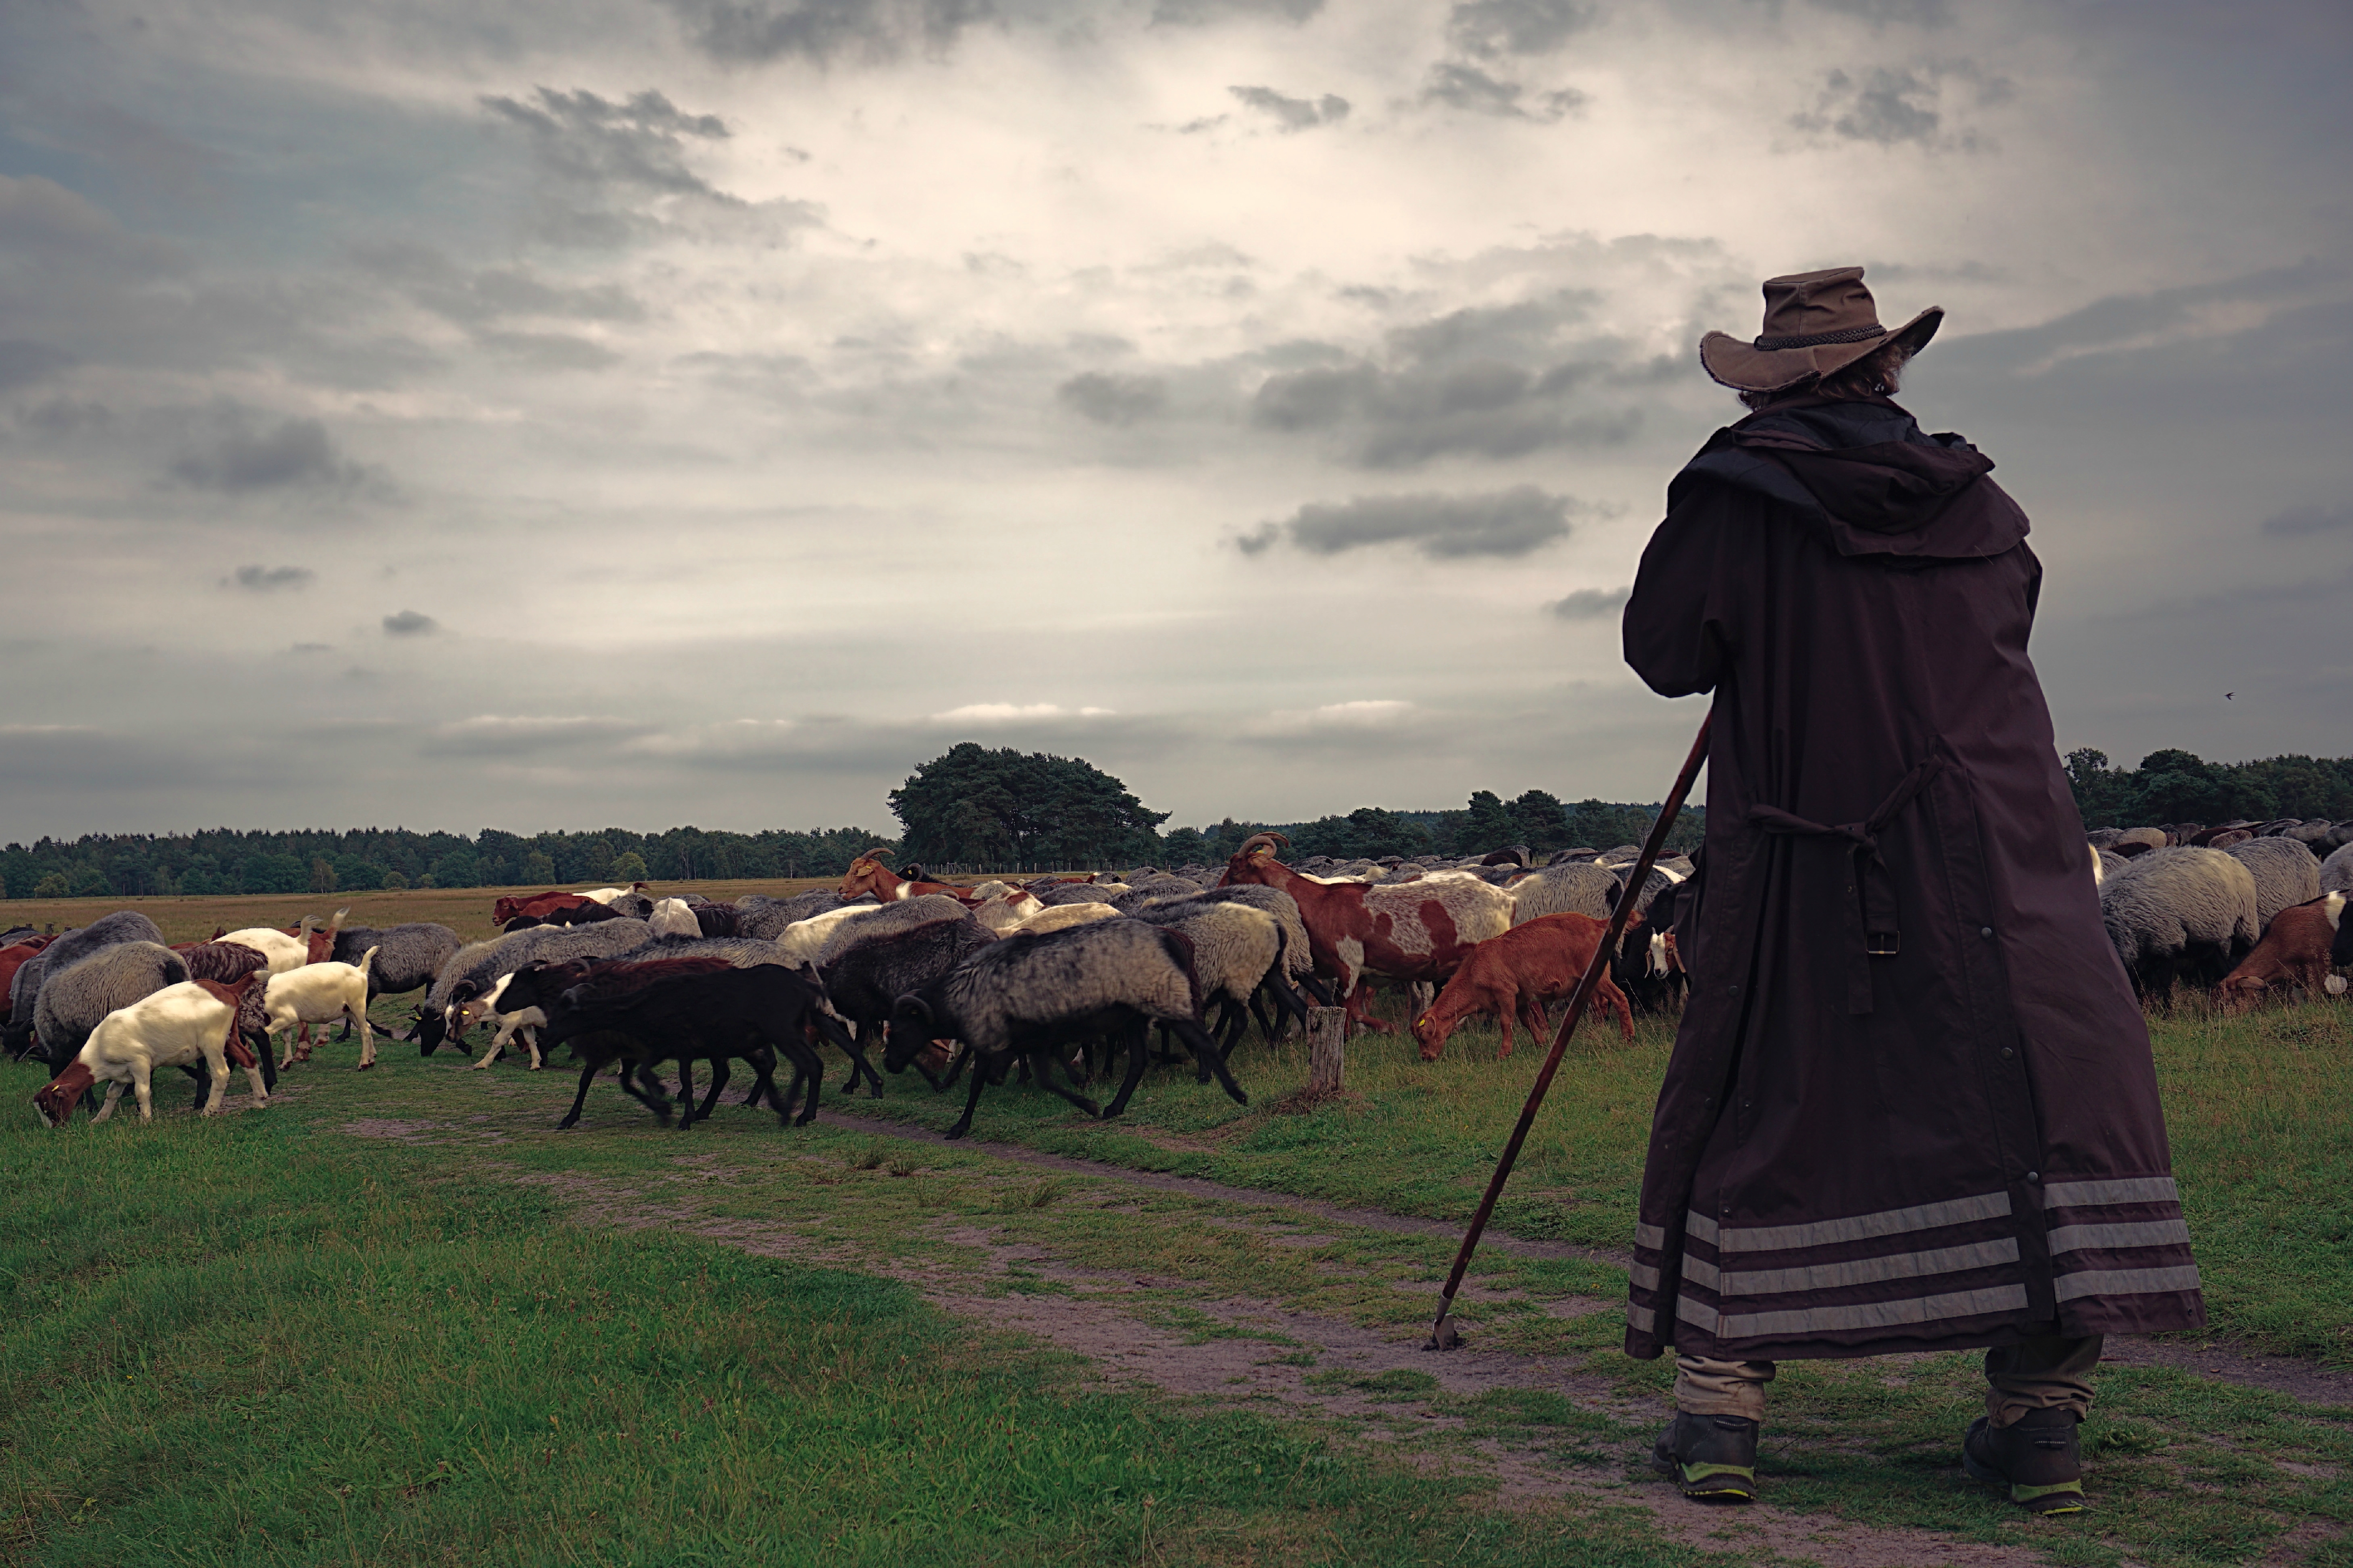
[7,815,2345,1136]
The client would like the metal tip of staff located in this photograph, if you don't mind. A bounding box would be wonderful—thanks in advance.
[1425,1313,1461,1351]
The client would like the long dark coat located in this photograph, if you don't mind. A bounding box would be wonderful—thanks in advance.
[1620,394,2205,1362]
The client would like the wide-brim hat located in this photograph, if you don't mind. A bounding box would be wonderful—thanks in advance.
[1700,266,1942,393]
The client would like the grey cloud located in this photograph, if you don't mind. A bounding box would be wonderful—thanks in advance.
[18,399,111,436]
[2262,505,2353,537]
[226,565,315,592]
[171,414,367,493]
[1228,85,1350,131]
[421,715,652,758]
[662,0,995,63]
[383,610,439,636]
[1792,67,1940,145]
[475,329,623,371]
[1248,291,1642,467]
[1446,0,1593,59]
[1057,371,1168,426]
[1806,0,1953,23]
[0,339,75,390]
[1153,0,1322,23]
[1546,585,1629,620]
[351,242,644,328]
[1240,486,1584,560]
[481,86,744,244]
[1421,62,1587,121]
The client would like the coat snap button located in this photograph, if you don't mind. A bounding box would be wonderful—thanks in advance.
[2026,1170,2040,1182]
[1980,926,1994,938]
[2001,1047,2015,1060]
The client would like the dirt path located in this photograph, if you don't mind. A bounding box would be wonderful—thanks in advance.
[812,1106,1627,1265]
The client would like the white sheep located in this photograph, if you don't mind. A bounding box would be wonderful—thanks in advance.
[34,981,271,1125]
[266,948,379,1069]
[648,898,702,938]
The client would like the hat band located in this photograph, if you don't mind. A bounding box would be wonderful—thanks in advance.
[1753,323,1887,351]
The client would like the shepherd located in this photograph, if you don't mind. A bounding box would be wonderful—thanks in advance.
[1623,267,2204,1513]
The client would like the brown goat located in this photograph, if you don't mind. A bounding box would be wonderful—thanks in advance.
[1411,912,1636,1062]
[2219,893,2345,1009]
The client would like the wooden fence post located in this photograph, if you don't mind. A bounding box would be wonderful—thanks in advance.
[1307,1006,1346,1095]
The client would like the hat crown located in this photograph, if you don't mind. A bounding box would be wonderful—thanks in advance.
[1757,267,1884,347]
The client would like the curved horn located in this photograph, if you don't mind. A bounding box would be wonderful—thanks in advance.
[859,847,896,864]
[1236,831,1290,858]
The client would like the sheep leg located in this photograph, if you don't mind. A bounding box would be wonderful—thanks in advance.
[558,1060,601,1130]
[615,1060,676,1127]
[945,1055,994,1140]
[674,1057,698,1130]
[1028,1050,1103,1120]
[696,1057,729,1122]
[1172,1018,1247,1107]
[1099,1023,1155,1120]
[778,1035,825,1126]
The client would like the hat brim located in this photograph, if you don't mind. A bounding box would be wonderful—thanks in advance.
[1699,306,1943,393]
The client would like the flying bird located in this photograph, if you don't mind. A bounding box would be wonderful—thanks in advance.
[2225,692,2234,700]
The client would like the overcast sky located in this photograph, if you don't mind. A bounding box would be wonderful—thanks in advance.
[1,0,2346,839]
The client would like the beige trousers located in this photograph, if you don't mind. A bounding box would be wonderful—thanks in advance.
[1674,1332,2102,1429]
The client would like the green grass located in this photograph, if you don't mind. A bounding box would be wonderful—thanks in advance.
[6,981,2351,1567]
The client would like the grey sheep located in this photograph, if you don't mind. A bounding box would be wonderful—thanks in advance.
[884,917,1245,1140]
[1126,895,1310,1055]
[733,890,862,940]
[33,941,193,1070]
[1507,862,1620,924]
[2,910,169,1057]
[2323,842,2353,896]
[818,915,999,1095]
[415,918,655,1056]
[788,894,971,971]
[1036,881,1130,907]
[2099,846,2260,1003]
[2223,837,2322,932]
[310,922,461,1043]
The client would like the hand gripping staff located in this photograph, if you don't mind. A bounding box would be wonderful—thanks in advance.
[1426,713,1713,1352]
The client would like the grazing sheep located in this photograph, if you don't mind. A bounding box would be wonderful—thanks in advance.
[6,952,49,1057]
[2109,827,2168,859]
[2321,842,2353,897]
[266,948,380,1069]
[1410,913,1636,1061]
[1505,862,1619,924]
[3,911,170,1057]
[885,918,1245,1140]
[30,942,194,1071]
[34,980,271,1126]
[648,898,703,938]
[1035,881,1131,907]
[1005,902,1126,937]
[2219,893,2346,1009]
[1156,885,1323,1005]
[2224,836,2323,933]
[2099,847,2261,1003]
[971,885,1048,931]
[330,922,461,1022]
[176,941,272,984]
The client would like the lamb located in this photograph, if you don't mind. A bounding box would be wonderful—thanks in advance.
[34,978,274,1126]
[885,918,1245,1141]
[265,948,380,1068]
[538,961,850,1130]
[1505,862,1618,924]
[2099,846,2262,1004]
[29,941,193,1071]
[2224,837,2323,932]
[2218,893,2346,1009]
[1411,913,1636,1061]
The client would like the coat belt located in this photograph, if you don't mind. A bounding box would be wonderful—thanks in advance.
[1747,757,1943,1015]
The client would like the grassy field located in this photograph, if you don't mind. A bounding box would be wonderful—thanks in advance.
[3,888,2350,1566]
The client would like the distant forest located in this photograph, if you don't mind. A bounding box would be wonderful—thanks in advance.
[4,745,2338,900]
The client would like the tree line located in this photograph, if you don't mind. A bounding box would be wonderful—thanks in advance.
[11,742,2331,900]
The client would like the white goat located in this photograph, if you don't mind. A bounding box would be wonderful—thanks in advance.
[34,982,271,1125]
[219,917,314,974]
[648,898,702,938]
[266,947,379,1069]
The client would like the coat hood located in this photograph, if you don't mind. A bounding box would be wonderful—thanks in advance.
[1669,395,2028,560]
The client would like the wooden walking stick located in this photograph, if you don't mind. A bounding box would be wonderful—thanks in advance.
[1426,712,1713,1351]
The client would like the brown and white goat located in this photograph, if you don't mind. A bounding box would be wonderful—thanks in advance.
[838,850,979,906]
[34,977,271,1125]
[1410,913,1636,1062]
[2219,892,2346,1009]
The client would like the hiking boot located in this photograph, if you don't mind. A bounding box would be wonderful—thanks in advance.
[1964,1408,2088,1514]
[1650,1411,1758,1502]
